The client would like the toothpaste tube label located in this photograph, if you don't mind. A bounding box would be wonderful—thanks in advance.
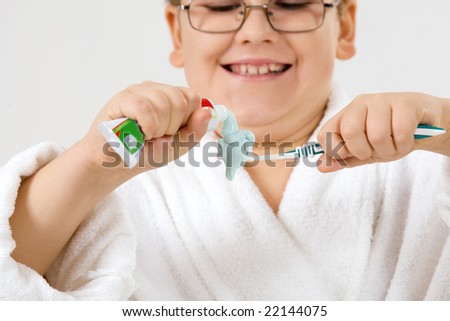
[99,117,145,168]
[112,119,144,155]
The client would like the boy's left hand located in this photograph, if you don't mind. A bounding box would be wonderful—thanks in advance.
[317,93,450,172]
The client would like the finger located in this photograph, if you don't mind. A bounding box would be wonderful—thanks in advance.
[318,155,374,173]
[340,103,372,160]
[391,104,416,154]
[317,153,350,173]
[318,112,352,160]
[171,107,212,160]
[173,86,202,125]
[107,90,160,140]
[138,107,211,171]
[107,83,201,141]
[324,132,352,160]
[144,82,201,131]
[177,107,212,147]
[126,84,172,138]
[366,103,396,158]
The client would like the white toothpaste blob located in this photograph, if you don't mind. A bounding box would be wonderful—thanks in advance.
[202,98,255,180]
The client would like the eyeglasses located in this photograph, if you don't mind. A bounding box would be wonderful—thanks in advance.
[177,0,341,34]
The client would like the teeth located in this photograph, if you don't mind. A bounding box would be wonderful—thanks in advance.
[269,63,282,72]
[229,63,285,76]
[248,66,258,75]
[258,65,269,75]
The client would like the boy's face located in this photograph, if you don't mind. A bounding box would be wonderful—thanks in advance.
[166,1,356,139]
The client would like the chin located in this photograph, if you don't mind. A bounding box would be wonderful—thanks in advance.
[233,106,283,128]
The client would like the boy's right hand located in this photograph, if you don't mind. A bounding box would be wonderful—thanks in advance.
[10,80,212,276]
[80,81,211,180]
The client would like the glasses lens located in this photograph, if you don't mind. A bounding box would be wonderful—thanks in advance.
[186,0,327,33]
[268,0,325,32]
[188,0,244,33]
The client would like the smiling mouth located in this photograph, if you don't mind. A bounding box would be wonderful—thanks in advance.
[222,63,292,76]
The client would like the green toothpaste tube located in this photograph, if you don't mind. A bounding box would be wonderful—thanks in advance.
[99,117,144,168]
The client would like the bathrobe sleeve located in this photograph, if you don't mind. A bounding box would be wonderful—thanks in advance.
[378,152,450,300]
[0,142,136,300]
[426,158,450,299]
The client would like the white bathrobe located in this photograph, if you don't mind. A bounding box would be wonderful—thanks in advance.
[1,87,449,300]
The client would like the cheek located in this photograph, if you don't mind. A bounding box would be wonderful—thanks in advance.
[298,30,337,83]
[181,34,228,93]
[182,45,203,89]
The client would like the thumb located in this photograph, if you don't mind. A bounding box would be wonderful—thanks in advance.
[178,107,212,144]
[138,108,211,171]
[172,107,212,157]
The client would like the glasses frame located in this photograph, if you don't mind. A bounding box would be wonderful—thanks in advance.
[177,0,342,34]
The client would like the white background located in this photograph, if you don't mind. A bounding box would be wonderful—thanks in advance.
[1,0,450,164]
[2,301,450,321]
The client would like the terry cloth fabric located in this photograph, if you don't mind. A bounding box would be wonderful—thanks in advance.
[1,85,449,300]
[0,143,136,300]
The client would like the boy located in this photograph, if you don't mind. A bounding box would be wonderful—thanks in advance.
[2,0,450,299]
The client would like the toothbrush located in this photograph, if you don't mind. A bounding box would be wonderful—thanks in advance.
[413,124,447,140]
[254,124,446,161]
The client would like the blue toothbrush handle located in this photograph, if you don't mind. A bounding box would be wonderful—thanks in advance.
[252,124,447,161]
[414,124,446,140]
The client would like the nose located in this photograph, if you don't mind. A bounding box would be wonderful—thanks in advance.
[234,6,280,44]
